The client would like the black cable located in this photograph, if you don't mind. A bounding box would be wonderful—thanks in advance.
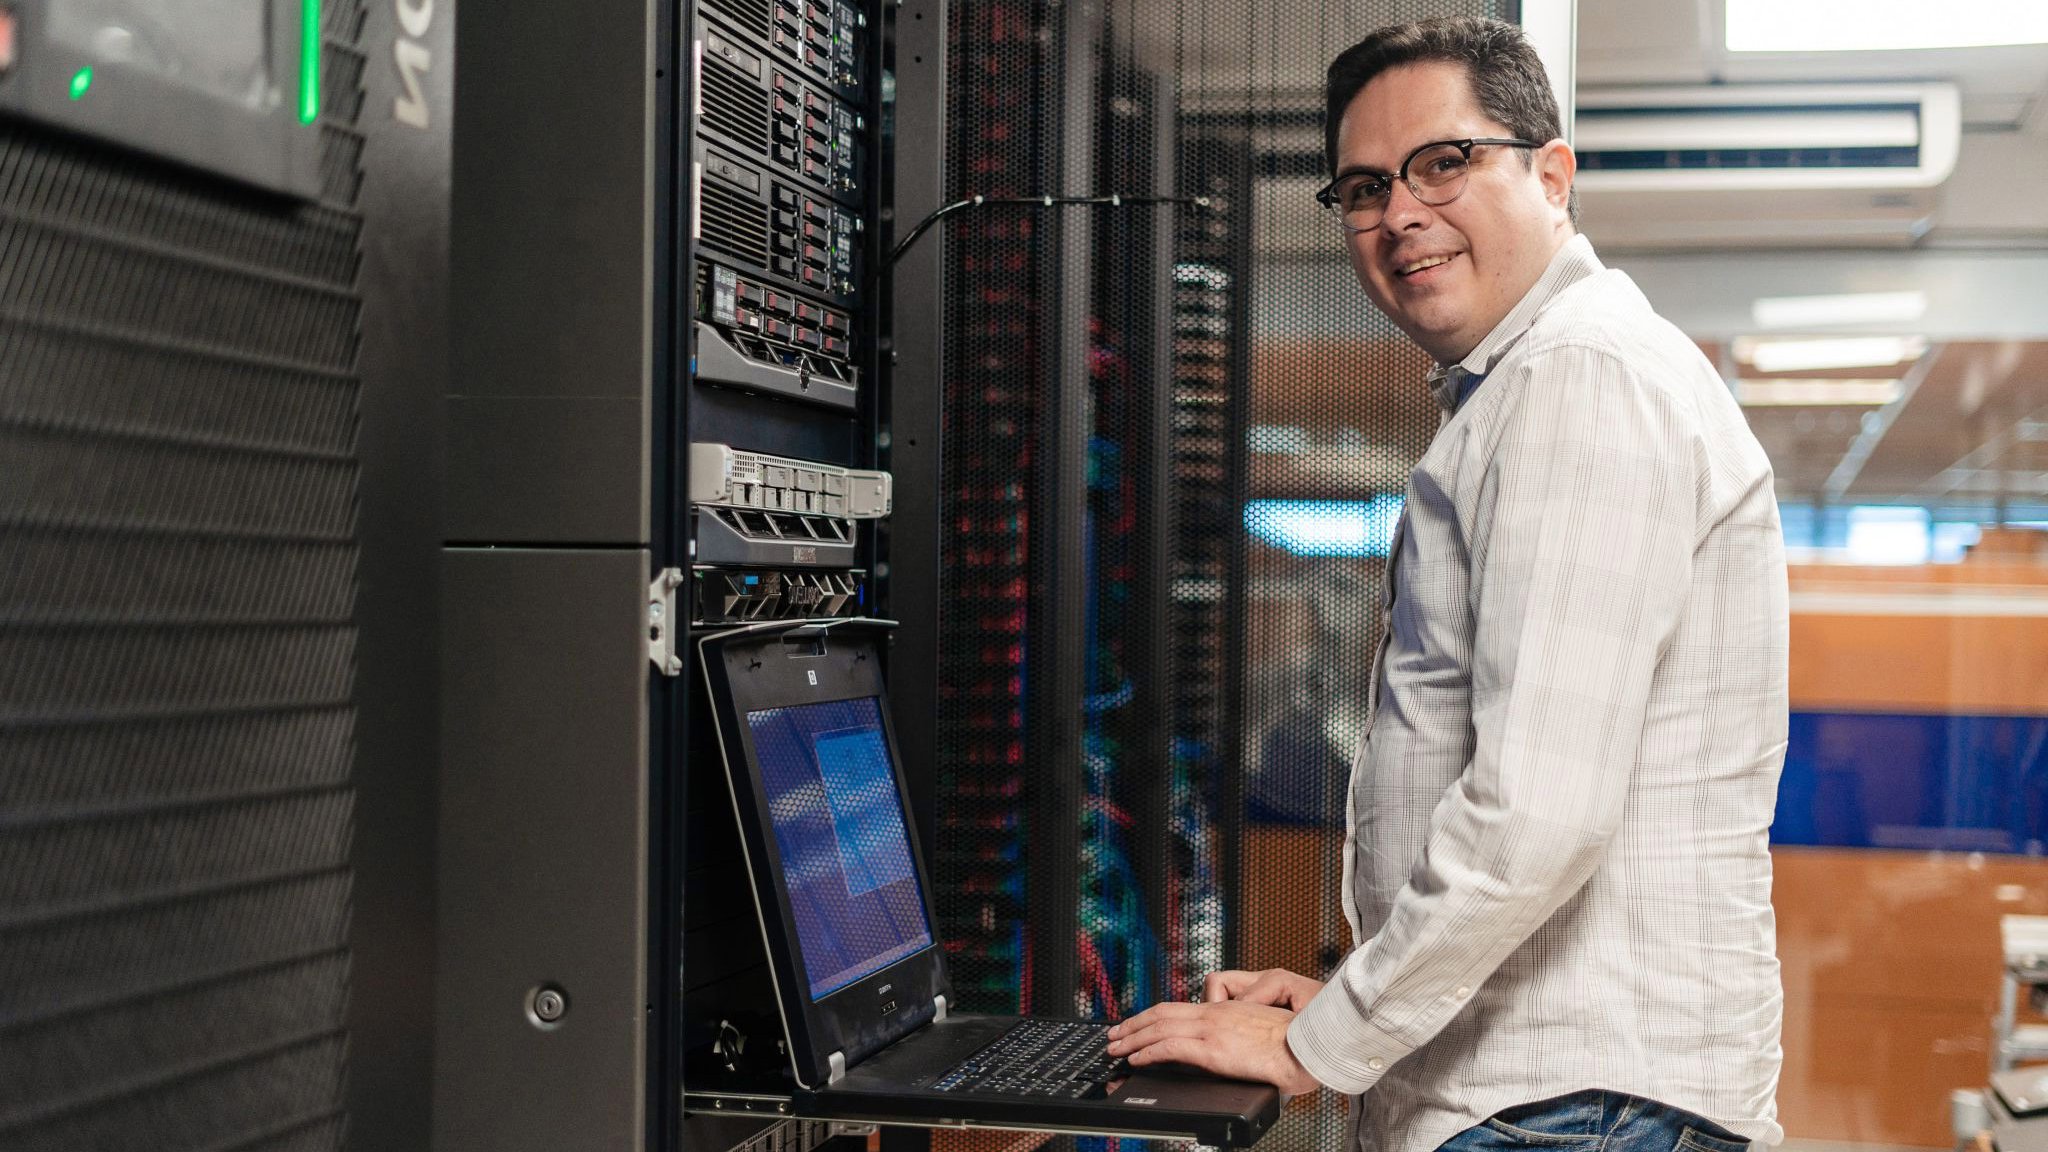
[879,193,1211,275]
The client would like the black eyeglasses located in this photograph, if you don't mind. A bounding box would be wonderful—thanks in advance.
[1315,137,1541,232]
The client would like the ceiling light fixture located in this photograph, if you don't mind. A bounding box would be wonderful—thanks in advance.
[1736,378,1905,406]
[1751,290,1928,330]
[1734,335,1928,374]
[1727,0,2048,51]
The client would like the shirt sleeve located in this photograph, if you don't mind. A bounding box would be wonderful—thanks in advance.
[1287,341,1698,1094]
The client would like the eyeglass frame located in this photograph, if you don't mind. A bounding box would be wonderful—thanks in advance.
[1314,137,1544,233]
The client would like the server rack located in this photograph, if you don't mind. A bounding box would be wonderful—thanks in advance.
[919,0,1248,1036]
[441,0,892,1149]
[679,0,889,1134]
[1074,60,1179,1020]
[927,0,1051,1016]
[439,0,1229,1136]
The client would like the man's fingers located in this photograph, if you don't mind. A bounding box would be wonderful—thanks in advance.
[1207,968,1294,1003]
[1203,970,1255,1002]
[1124,1034,1200,1067]
[1216,969,1300,1007]
[1240,969,1323,1010]
[1105,1001,1315,1093]
[1107,1008,1208,1056]
[1115,1000,1203,1034]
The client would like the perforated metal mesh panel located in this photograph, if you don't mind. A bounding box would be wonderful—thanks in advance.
[0,6,368,1149]
[932,2,1508,1149]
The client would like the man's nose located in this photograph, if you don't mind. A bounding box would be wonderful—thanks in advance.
[1378,178,1433,231]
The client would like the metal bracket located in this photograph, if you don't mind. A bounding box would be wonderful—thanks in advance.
[649,568,684,677]
[682,1090,794,1117]
[826,1051,847,1084]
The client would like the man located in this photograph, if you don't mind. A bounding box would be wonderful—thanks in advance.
[1107,16,1787,1152]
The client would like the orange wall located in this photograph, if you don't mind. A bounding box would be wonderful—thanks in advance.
[1776,561,2048,1144]
[1789,562,2048,716]
[1774,848,2048,1147]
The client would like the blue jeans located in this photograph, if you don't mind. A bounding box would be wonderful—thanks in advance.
[1438,1091,1752,1152]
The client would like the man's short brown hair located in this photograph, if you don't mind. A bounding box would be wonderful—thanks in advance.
[1324,16,1575,223]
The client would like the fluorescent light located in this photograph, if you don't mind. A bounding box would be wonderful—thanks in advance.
[1734,335,1926,373]
[1846,506,1930,565]
[1245,497,1403,558]
[1751,291,1927,330]
[1931,521,1983,563]
[1727,0,2048,51]
[1247,425,1309,455]
[1736,378,1904,406]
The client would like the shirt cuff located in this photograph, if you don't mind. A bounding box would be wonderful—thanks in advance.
[1286,982,1415,1095]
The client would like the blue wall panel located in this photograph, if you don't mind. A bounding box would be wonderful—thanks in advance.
[1774,711,2048,854]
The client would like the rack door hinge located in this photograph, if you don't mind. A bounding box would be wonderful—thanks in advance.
[649,568,684,677]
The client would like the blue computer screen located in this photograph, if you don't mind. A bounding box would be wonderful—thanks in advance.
[746,696,934,999]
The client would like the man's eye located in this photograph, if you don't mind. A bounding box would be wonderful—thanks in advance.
[1424,155,1466,177]
[1346,181,1388,208]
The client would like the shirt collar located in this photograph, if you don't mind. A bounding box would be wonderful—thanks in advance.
[1425,233,1604,417]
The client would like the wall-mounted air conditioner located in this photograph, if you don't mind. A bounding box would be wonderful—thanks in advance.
[1574,83,1961,248]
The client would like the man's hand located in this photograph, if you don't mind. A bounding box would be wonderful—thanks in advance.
[1203,968,1325,1009]
[1105,999,1322,1096]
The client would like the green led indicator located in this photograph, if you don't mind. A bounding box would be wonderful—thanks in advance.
[68,67,92,100]
[298,0,321,123]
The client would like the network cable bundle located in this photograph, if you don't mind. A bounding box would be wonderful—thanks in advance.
[928,0,1247,1031]
[1079,312,1166,1020]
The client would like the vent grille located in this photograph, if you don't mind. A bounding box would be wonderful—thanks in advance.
[700,179,770,269]
[1578,145,1921,172]
[703,56,771,154]
[704,0,771,38]
[0,0,367,1146]
[712,508,850,543]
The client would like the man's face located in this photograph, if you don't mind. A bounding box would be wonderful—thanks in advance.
[1331,61,1574,364]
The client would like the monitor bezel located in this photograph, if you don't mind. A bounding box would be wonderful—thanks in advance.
[698,626,951,1089]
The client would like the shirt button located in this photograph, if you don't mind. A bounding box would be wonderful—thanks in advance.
[1367,1057,1385,1072]
[1455,986,1471,999]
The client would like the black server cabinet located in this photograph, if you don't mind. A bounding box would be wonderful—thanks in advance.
[905,0,1232,1037]
[440,0,891,1149]
[1,1,451,1150]
[440,3,667,1149]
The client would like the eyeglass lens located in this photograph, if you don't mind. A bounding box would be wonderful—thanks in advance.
[1330,142,1472,230]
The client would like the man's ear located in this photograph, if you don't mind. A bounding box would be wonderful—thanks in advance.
[1536,139,1576,221]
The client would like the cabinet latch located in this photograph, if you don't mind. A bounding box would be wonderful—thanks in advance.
[649,568,684,677]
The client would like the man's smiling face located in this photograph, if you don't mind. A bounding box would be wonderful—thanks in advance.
[1332,60,1574,364]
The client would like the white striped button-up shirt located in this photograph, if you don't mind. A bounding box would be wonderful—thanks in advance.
[1285,235,1788,1152]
